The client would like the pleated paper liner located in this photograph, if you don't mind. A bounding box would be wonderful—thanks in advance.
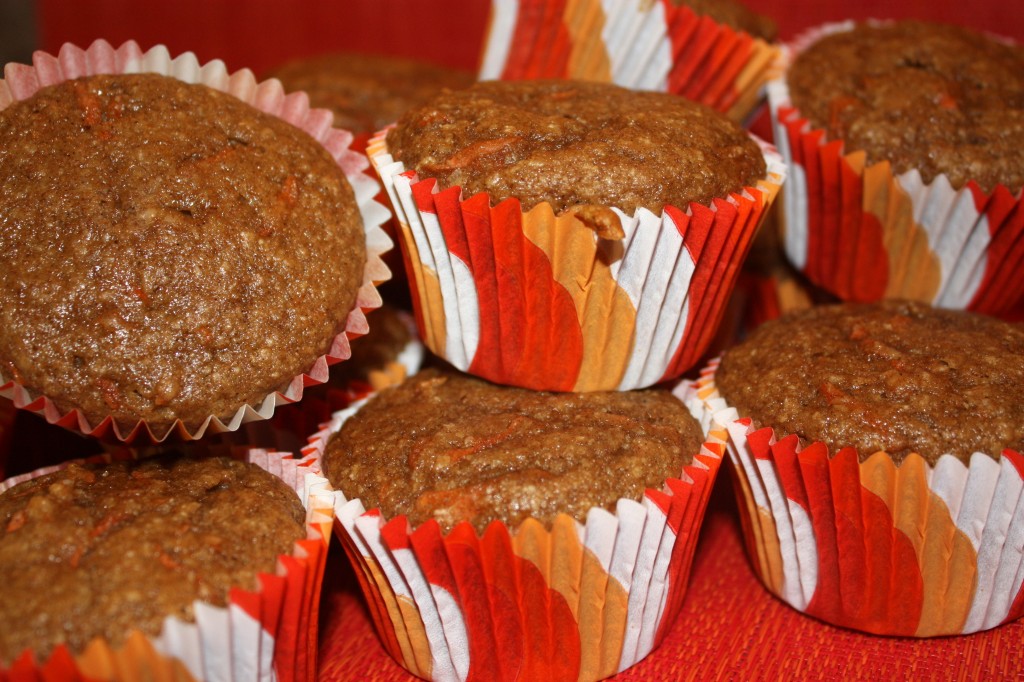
[769,22,1024,319]
[304,387,723,681]
[479,0,781,122]
[0,448,333,681]
[368,130,785,392]
[682,360,1024,637]
[118,309,423,462]
[0,39,394,445]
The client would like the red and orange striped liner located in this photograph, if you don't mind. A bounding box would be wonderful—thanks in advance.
[684,360,1024,637]
[479,0,781,122]
[305,388,722,681]
[769,21,1024,318]
[0,40,393,444]
[369,130,785,393]
[0,449,333,681]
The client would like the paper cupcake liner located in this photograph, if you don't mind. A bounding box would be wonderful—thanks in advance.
[0,448,333,680]
[304,388,722,681]
[0,39,394,444]
[369,130,785,392]
[769,21,1024,317]
[479,0,781,122]
[682,361,1024,637]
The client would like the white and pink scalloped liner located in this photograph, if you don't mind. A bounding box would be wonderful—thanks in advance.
[0,40,394,444]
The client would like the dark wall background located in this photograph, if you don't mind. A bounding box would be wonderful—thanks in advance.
[0,0,36,67]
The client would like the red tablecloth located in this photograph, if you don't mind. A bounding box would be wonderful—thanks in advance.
[317,479,1024,681]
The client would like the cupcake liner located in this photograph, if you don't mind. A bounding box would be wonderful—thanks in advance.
[305,388,723,681]
[369,130,785,392]
[0,448,333,680]
[769,21,1024,317]
[683,360,1024,637]
[0,400,15,480]
[479,0,782,122]
[0,39,394,445]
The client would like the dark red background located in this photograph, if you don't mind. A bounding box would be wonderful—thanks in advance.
[35,0,1024,75]
[21,2,1024,680]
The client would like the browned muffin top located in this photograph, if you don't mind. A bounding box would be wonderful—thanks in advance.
[386,80,766,222]
[322,368,703,533]
[0,456,306,664]
[268,53,475,134]
[787,21,1024,193]
[675,0,777,41]
[715,300,1024,464]
[0,73,366,432]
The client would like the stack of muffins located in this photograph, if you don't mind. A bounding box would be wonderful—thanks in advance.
[685,17,1024,640]
[2,3,1024,682]
[312,68,784,678]
[0,39,392,678]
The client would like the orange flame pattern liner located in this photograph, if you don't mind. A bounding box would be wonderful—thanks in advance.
[769,22,1024,318]
[305,388,722,681]
[480,0,781,122]
[0,449,333,681]
[369,131,785,392]
[684,361,1024,637]
[0,40,393,444]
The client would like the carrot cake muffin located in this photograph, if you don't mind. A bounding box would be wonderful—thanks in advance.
[678,0,777,41]
[787,21,1024,193]
[268,52,475,134]
[322,368,704,532]
[714,300,1024,463]
[385,79,766,225]
[0,73,366,432]
[0,455,306,664]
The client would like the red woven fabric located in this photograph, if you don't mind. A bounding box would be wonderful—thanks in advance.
[318,480,1024,681]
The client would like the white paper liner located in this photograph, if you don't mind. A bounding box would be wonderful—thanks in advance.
[682,359,1024,636]
[0,448,333,680]
[768,21,1024,313]
[0,39,394,444]
[304,385,723,680]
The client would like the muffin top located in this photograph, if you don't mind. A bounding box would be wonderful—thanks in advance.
[0,456,306,664]
[268,53,475,134]
[385,80,766,225]
[322,368,703,533]
[787,21,1024,193]
[676,0,777,42]
[0,73,366,432]
[715,300,1024,464]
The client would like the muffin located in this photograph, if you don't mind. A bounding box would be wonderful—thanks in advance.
[312,368,722,681]
[479,0,780,120]
[769,21,1024,315]
[210,305,424,457]
[0,450,332,679]
[0,40,391,442]
[267,52,475,136]
[685,300,1024,636]
[323,367,704,532]
[373,79,785,392]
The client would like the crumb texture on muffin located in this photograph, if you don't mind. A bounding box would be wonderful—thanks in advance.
[0,73,366,431]
[787,21,1024,193]
[323,368,703,532]
[674,0,777,41]
[715,300,1024,463]
[386,79,766,215]
[0,456,306,664]
[268,53,475,134]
